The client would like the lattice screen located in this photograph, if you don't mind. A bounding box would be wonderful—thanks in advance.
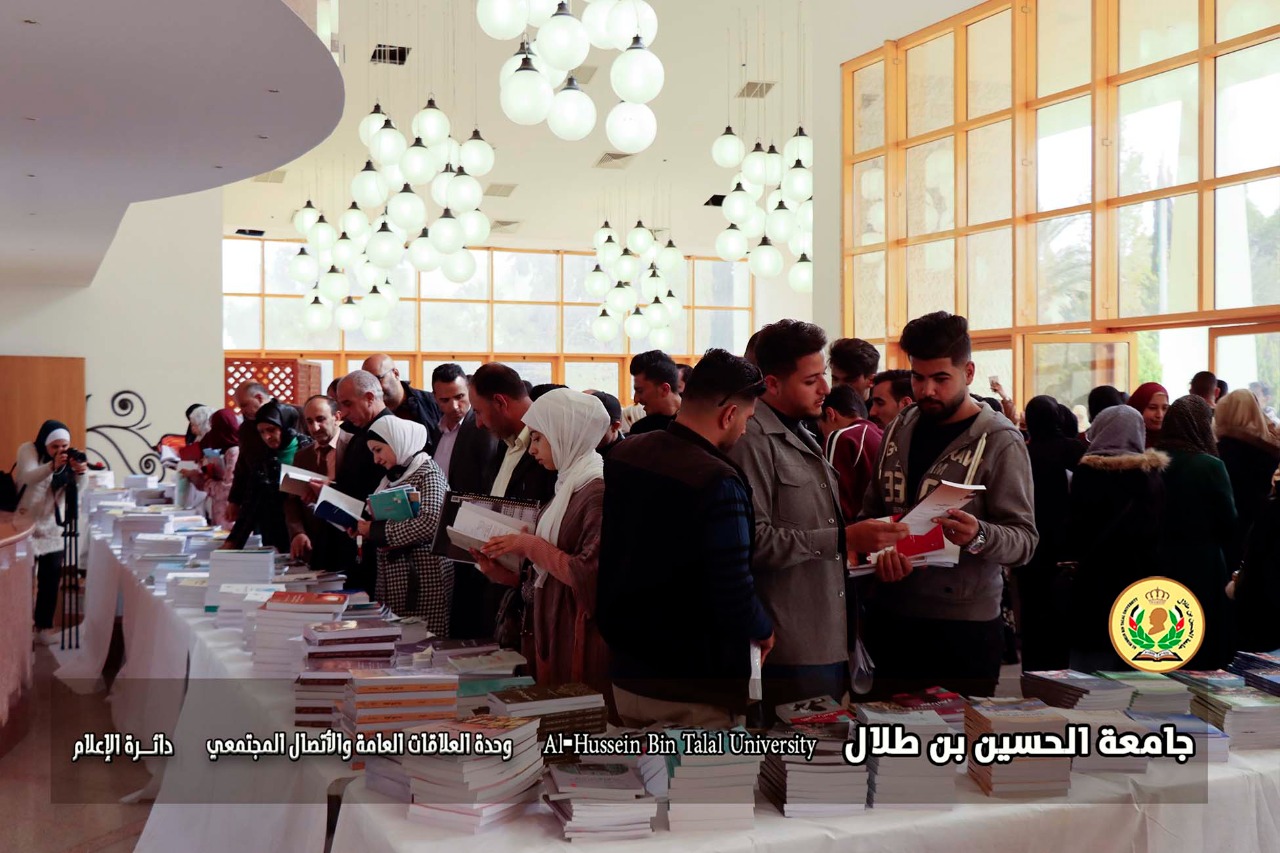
[224,359,322,410]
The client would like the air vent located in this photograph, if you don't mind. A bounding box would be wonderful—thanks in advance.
[371,44,410,65]
[484,183,518,198]
[593,151,634,169]
[234,228,266,236]
[490,220,521,233]
[252,170,287,184]
[704,194,725,207]
[574,65,598,84]
[735,80,775,99]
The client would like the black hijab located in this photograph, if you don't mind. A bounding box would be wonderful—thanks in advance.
[34,419,70,464]
[1025,396,1085,472]
[1088,385,1126,421]
[254,400,301,447]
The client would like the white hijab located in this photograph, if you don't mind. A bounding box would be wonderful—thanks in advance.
[367,415,429,489]
[523,388,609,586]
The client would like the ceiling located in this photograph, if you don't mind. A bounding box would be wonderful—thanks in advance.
[0,0,344,287]
[221,0,813,256]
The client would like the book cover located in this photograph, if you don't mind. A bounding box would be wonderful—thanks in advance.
[370,488,419,522]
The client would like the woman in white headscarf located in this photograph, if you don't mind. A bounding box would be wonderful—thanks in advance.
[475,388,612,701]
[354,415,453,635]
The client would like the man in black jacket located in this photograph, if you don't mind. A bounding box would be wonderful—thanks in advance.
[598,349,774,728]
[363,354,442,452]
[333,370,395,595]
[470,363,557,504]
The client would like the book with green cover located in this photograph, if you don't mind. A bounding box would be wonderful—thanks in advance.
[369,486,421,521]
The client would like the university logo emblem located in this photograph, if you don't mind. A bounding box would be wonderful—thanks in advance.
[1109,578,1202,673]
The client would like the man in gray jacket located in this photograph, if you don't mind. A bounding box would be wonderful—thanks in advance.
[856,311,1037,698]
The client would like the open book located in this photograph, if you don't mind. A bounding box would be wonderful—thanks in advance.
[430,491,542,568]
[313,485,365,530]
[445,502,533,572]
[280,464,330,498]
[850,480,986,571]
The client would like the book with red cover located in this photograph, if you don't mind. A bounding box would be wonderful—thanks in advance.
[891,686,969,722]
[262,591,349,613]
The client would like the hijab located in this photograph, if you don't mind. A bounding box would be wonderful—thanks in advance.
[1162,395,1218,457]
[1088,385,1126,421]
[1128,382,1169,448]
[255,400,307,464]
[200,408,241,451]
[34,420,71,463]
[523,388,609,586]
[367,415,429,488]
[1025,396,1064,442]
[1085,405,1147,457]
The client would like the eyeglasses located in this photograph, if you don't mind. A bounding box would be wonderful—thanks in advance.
[718,378,767,407]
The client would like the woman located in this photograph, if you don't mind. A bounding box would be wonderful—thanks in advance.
[355,416,453,635]
[817,384,882,520]
[227,400,310,550]
[1159,396,1237,670]
[1065,406,1168,672]
[185,403,210,444]
[1127,382,1170,449]
[1214,389,1280,572]
[1231,464,1280,651]
[473,389,611,703]
[15,420,87,645]
[184,408,240,529]
[1015,396,1087,671]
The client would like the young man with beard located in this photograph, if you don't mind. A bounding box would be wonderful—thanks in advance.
[856,312,1037,698]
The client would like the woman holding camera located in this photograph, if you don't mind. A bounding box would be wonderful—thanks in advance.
[15,420,87,645]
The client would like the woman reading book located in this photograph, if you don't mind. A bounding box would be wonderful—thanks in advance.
[472,388,612,711]
[354,415,453,635]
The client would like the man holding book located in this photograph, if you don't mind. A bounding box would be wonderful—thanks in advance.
[334,370,397,595]
[284,395,353,571]
[857,311,1037,699]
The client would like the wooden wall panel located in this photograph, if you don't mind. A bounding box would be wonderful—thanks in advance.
[0,357,86,471]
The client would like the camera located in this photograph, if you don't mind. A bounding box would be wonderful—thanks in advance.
[66,448,88,464]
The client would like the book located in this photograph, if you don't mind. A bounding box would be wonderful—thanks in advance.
[303,619,403,644]
[775,695,854,724]
[314,485,365,530]
[448,649,527,675]
[369,486,421,521]
[431,491,542,566]
[1021,670,1136,711]
[279,464,329,497]
[489,683,606,717]
[262,591,350,613]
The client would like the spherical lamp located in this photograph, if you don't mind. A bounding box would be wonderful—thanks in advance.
[335,297,362,330]
[784,126,813,168]
[354,257,386,293]
[797,199,814,233]
[626,220,655,254]
[605,101,656,154]
[765,201,797,244]
[598,235,622,268]
[429,164,456,209]
[722,183,754,225]
[527,0,556,26]
[741,142,769,186]
[476,0,530,40]
[366,222,405,269]
[351,160,390,209]
[288,247,320,284]
[411,98,451,146]
[584,264,612,298]
[340,202,371,239]
[292,200,320,237]
[379,161,406,193]
[446,167,483,213]
[605,281,634,314]
[502,57,554,125]
[741,204,767,240]
[460,209,491,246]
[656,240,683,277]
[361,285,393,321]
[764,143,785,186]
[401,138,437,185]
[611,37,664,104]
[332,233,358,270]
[358,103,386,147]
[607,0,658,49]
[624,306,651,340]
[536,2,590,71]
[591,307,620,342]
[789,254,814,293]
[712,126,745,169]
[734,172,764,201]
[789,230,814,258]
[441,248,477,284]
[430,209,466,255]
[715,224,747,261]
[645,296,669,328]
[409,229,442,271]
[648,325,674,351]
[640,264,664,300]
[748,237,784,279]
[370,118,408,167]
[593,221,617,252]
[460,130,496,176]
[362,318,391,342]
[387,185,427,233]
[318,265,350,301]
[783,160,814,205]
[304,294,332,331]
[659,288,683,318]
[548,77,597,141]
[615,248,641,282]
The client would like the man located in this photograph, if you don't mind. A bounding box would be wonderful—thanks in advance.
[628,350,682,435]
[1216,379,1229,404]
[284,395,353,570]
[430,363,499,493]
[226,381,296,526]
[333,370,396,595]
[598,349,775,727]
[676,363,693,395]
[828,338,880,419]
[587,390,626,456]
[818,385,883,521]
[471,363,557,504]
[730,320,897,718]
[362,354,442,450]
[868,369,915,429]
[857,311,1037,699]
[1190,371,1218,408]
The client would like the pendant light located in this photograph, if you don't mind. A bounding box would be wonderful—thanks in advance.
[656,239,683,278]
[584,264,611,298]
[536,2,590,71]
[335,297,363,330]
[582,0,619,50]
[626,220,655,254]
[593,221,617,251]
[332,232,358,270]
[741,142,769,186]
[624,306,651,340]
[441,248,477,284]
[605,280,634,314]
[501,56,555,125]
[430,164,457,210]
[351,160,390,209]
[598,235,623,268]
[476,0,530,40]
[605,101,656,154]
[401,138,438,185]
[446,167,483,213]
[459,209,492,246]
[789,254,814,293]
[370,118,408,167]
[740,204,767,240]
[765,201,797,244]
[764,143,785,186]
[340,202,370,239]
[783,160,814,205]
[411,98,451,146]
[304,292,332,331]
[361,318,391,342]
[387,185,427,233]
[591,308,619,342]
[645,296,669,328]
[292,200,320,237]
[715,224,747,261]
[607,0,658,49]
[527,0,557,27]
[357,103,386,147]
[659,288,683,318]
[360,284,393,321]
[784,126,813,168]
[548,76,597,141]
[722,183,753,225]
[460,130,496,176]
[430,209,466,255]
[610,36,664,104]
[366,222,406,269]
[288,247,319,283]
[712,126,745,169]
[648,325,674,351]
[748,237,784,279]
[409,228,442,272]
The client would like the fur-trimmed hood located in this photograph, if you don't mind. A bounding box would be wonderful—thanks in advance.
[1079,448,1169,472]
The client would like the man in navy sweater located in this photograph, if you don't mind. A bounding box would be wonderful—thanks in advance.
[597,349,775,728]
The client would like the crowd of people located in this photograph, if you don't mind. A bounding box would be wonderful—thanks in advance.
[22,311,1280,724]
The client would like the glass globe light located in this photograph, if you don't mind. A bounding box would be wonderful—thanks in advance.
[765,201,797,244]
[354,257,387,292]
[292,200,320,237]
[741,142,769,186]
[358,103,386,147]
[387,185,427,233]
[722,183,754,225]
[598,235,622,268]
[607,0,658,49]
[659,288,683,318]
[605,101,656,154]
[335,297,362,330]
[288,247,320,283]
[411,98,451,146]
[645,296,669,328]
[783,161,814,204]
[640,264,664,300]
[648,325,674,351]
[361,285,393,321]
[460,130,496,176]
[372,214,407,243]
[362,318,391,342]
[582,0,618,48]
[304,295,332,331]
[476,0,529,40]
[409,229,442,271]
[584,264,611,298]
[789,254,814,293]
[610,37,664,104]
[401,138,437,185]
[789,229,814,258]
[766,189,785,211]
[351,160,390,209]
[624,306,651,340]
[641,242,659,269]
[460,209,491,246]
[615,248,640,282]
[653,240,681,275]
[446,167,483,213]
[379,161,406,193]
[712,126,746,169]
[340,203,371,239]
[591,308,620,342]
[716,225,747,261]
[318,265,350,301]
[430,210,466,255]
[536,2,590,71]
[734,172,764,201]
[548,77,596,141]
[748,237,784,279]
[764,143,785,186]
[430,137,462,172]
[370,118,408,167]
[626,220,655,254]
[593,221,617,251]
[605,281,634,314]
[499,41,564,87]
[741,204,767,240]
[441,248,477,284]
[366,222,405,269]
[501,58,555,125]
[332,233,358,269]
[784,126,813,168]
[430,165,456,209]
[797,199,814,233]
[528,0,557,26]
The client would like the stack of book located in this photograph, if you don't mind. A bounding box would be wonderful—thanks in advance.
[655,730,764,831]
[1126,711,1230,762]
[544,762,658,840]
[251,592,348,677]
[965,698,1072,797]
[1059,710,1149,773]
[303,620,402,671]
[1189,687,1280,749]
[203,549,276,611]
[131,532,187,557]
[273,568,348,593]
[1228,650,1280,676]
[1169,669,1246,694]
[364,755,411,801]
[186,530,228,559]
[447,649,527,676]
[164,572,210,608]
[1096,671,1193,714]
[488,683,608,752]
[1022,670,1136,710]
[760,721,868,817]
[402,715,543,832]
[397,637,500,667]
[294,669,349,728]
[117,514,174,555]
[775,695,854,724]
[338,668,459,736]
[213,583,279,630]
[457,675,535,717]
[890,686,969,728]
[856,704,955,808]
[239,588,279,647]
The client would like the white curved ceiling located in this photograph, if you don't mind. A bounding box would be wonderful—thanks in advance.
[0,0,346,287]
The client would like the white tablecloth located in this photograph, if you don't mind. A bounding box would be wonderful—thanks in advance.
[53,534,122,686]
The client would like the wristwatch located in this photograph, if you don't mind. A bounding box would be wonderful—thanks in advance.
[964,527,988,555]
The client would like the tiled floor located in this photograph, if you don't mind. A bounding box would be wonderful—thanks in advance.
[2,643,152,853]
